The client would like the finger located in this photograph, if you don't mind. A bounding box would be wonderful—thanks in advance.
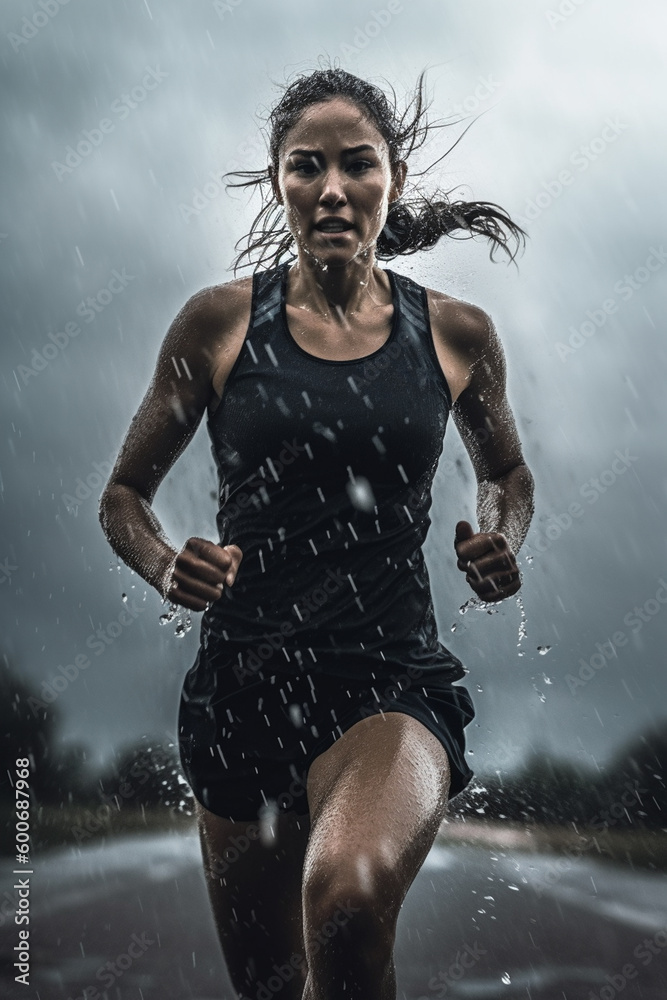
[454,520,475,546]
[223,544,243,585]
[186,538,238,575]
[166,582,210,613]
[455,533,499,562]
[468,571,521,599]
[172,570,227,604]
[459,550,517,576]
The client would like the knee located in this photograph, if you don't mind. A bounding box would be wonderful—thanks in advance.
[303,851,399,957]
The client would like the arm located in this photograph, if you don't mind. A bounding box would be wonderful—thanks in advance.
[98,287,242,611]
[450,306,535,601]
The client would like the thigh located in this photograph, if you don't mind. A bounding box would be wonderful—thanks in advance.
[304,711,451,905]
[196,800,312,997]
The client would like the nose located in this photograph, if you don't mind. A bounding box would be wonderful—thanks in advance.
[319,167,347,208]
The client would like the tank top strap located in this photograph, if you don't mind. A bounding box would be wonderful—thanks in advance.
[238,261,452,409]
[384,266,454,410]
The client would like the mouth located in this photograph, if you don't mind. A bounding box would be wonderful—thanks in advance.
[314,218,354,233]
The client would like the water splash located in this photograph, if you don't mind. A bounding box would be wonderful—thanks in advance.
[159,601,192,637]
[458,596,499,616]
[537,645,551,655]
[516,595,527,656]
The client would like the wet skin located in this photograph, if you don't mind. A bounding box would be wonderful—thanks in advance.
[99,94,534,1000]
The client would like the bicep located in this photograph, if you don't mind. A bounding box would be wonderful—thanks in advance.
[105,291,218,503]
[451,311,525,481]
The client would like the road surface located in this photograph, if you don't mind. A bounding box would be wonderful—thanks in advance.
[1,832,666,999]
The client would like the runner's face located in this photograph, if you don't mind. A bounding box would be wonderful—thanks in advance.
[272,97,405,268]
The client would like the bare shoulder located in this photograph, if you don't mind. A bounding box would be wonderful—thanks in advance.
[425,285,499,359]
[423,286,504,403]
[177,273,254,336]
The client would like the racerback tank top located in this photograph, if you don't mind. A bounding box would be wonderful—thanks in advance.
[199,261,466,684]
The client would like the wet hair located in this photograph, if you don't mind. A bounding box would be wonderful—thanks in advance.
[223,66,528,273]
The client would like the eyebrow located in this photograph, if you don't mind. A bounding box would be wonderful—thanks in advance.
[287,144,377,158]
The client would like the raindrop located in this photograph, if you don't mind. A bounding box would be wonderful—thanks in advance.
[537,645,551,655]
[288,704,303,728]
[121,593,128,603]
[501,972,512,984]
[346,476,376,511]
[258,801,279,847]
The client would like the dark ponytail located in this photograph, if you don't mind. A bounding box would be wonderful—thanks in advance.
[224,65,527,273]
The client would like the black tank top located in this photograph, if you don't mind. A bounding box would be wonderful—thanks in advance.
[199,261,465,684]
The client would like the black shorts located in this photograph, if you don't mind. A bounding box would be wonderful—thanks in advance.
[178,647,476,822]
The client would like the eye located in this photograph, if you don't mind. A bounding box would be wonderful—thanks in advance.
[293,160,320,175]
[349,159,373,173]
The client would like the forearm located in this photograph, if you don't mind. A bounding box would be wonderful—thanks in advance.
[476,462,535,555]
[98,485,179,600]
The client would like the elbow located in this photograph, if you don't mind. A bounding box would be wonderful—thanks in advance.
[482,458,534,485]
[97,480,132,533]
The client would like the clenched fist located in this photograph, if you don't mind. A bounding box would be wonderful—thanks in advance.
[454,520,521,602]
[163,537,243,612]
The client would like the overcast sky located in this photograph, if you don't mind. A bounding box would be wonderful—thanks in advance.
[1,0,666,787]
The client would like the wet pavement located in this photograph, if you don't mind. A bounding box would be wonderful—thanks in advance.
[1,833,666,999]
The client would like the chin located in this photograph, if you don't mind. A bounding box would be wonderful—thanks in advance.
[301,238,373,269]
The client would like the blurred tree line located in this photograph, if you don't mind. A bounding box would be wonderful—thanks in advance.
[1,653,666,853]
[0,653,192,853]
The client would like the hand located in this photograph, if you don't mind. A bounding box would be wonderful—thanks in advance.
[163,537,243,612]
[454,520,521,602]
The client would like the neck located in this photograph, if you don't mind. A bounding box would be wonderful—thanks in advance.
[287,251,388,319]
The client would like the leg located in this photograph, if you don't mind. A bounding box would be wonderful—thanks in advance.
[196,800,312,999]
[301,711,452,1000]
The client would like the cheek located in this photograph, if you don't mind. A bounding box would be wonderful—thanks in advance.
[280,179,312,211]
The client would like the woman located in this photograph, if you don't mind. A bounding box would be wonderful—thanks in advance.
[100,67,534,1000]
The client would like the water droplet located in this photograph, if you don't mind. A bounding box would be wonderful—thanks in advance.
[537,645,551,655]
[501,972,512,984]
[346,476,376,511]
[159,602,192,636]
